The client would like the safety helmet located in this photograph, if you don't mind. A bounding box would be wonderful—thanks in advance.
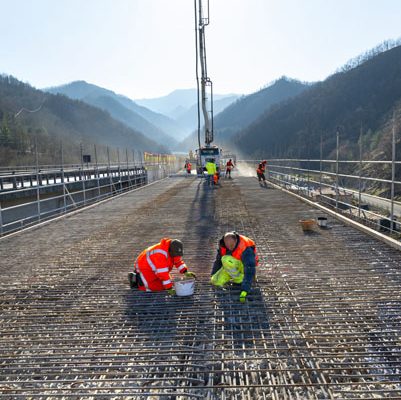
[262,160,267,164]
[169,239,184,257]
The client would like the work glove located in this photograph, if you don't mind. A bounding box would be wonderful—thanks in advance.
[239,291,248,303]
[184,271,197,279]
[167,288,176,296]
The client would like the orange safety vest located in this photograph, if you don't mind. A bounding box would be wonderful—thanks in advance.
[256,164,265,174]
[187,163,192,170]
[134,238,187,291]
[220,235,259,265]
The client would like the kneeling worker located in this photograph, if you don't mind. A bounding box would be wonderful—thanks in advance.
[210,232,258,302]
[129,238,196,294]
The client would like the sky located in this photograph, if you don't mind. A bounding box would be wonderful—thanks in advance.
[1,0,401,100]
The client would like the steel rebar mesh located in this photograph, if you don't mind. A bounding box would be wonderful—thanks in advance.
[0,174,400,399]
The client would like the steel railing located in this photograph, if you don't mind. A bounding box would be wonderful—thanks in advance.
[0,160,182,236]
[237,158,401,238]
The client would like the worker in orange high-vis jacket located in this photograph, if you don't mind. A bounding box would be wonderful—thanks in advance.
[128,238,196,295]
[210,232,258,303]
[256,160,267,184]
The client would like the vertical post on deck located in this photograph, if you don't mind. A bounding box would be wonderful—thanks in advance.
[95,144,100,199]
[0,200,3,236]
[126,148,131,188]
[358,124,363,219]
[107,146,112,195]
[35,136,41,222]
[319,136,322,197]
[335,129,339,211]
[117,148,122,192]
[80,142,86,205]
[390,113,396,233]
[61,141,66,213]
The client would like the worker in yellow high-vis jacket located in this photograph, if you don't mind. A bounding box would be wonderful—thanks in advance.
[205,158,217,186]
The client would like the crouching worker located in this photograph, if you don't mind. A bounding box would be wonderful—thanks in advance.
[128,238,196,294]
[210,232,258,303]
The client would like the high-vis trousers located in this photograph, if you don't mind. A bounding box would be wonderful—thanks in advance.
[211,255,244,287]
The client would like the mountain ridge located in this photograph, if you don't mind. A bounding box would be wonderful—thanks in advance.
[0,75,166,165]
[233,44,401,162]
[45,81,185,143]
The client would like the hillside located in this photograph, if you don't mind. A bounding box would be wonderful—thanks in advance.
[214,77,309,146]
[175,95,239,134]
[77,94,178,148]
[135,89,239,132]
[233,44,401,161]
[178,77,308,151]
[0,75,166,165]
[45,81,184,143]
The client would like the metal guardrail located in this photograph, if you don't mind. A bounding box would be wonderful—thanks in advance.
[0,161,181,236]
[238,157,400,239]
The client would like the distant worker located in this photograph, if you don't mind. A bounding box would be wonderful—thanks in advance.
[213,171,219,185]
[205,158,217,186]
[225,159,234,179]
[256,160,267,185]
[186,161,192,175]
[210,232,259,303]
[128,238,196,294]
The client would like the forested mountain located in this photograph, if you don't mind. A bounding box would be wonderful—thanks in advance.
[135,89,239,132]
[0,75,166,165]
[76,94,178,148]
[214,77,309,145]
[233,43,401,162]
[175,95,239,133]
[177,77,308,151]
[46,81,185,142]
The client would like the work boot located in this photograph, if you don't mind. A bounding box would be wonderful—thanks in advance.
[128,272,137,289]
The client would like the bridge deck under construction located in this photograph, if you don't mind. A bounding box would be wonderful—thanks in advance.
[0,175,400,399]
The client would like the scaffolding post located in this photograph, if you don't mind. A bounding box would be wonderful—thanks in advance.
[61,141,67,213]
[95,144,101,198]
[358,124,363,219]
[335,129,339,211]
[0,201,3,236]
[390,113,396,233]
[80,143,86,205]
[107,146,113,194]
[35,136,41,222]
[126,148,132,189]
[319,136,322,197]
[117,148,122,192]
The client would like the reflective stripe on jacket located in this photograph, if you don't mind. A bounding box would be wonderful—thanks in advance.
[135,238,187,291]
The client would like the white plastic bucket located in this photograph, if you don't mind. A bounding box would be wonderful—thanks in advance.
[317,216,328,227]
[174,279,195,296]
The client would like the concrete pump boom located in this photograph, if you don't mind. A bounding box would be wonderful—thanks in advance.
[195,0,213,147]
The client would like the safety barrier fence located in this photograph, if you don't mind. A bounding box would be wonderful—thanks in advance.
[239,157,401,238]
[0,160,182,236]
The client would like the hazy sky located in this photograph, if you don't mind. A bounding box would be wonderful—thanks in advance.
[1,0,401,99]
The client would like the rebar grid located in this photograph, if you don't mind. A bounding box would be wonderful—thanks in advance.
[0,175,400,399]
